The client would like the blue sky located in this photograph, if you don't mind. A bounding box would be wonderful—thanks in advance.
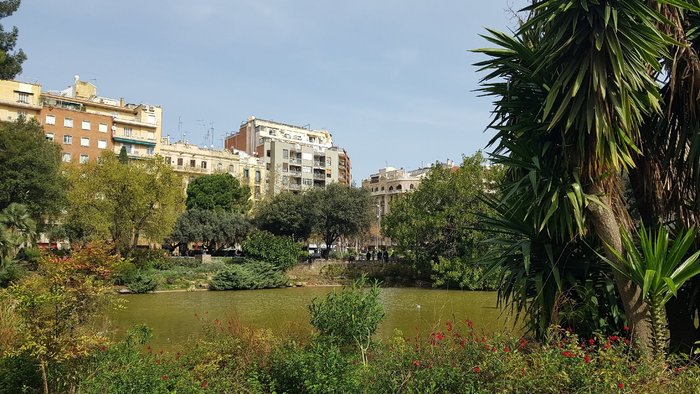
[10,0,523,181]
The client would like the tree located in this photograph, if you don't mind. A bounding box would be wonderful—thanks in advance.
[242,231,301,271]
[64,152,184,255]
[5,242,120,394]
[169,208,249,252]
[186,173,251,213]
[252,192,315,242]
[308,276,384,365]
[118,146,128,164]
[0,0,26,79]
[0,118,66,222]
[0,203,35,269]
[477,1,700,351]
[308,184,373,258]
[382,153,500,281]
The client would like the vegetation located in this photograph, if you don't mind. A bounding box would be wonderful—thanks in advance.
[209,261,288,290]
[64,152,184,255]
[0,118,65,223]
[252,192,315,242]
[169,208,249,253]
[309,276,384,365]
[0,0,26,79]
[382,153,502,287]
[242,231,301,271]
[185,173,251,213]
[476,0,700,352]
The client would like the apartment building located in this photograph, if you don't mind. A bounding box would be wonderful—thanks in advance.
[224,116,351,195]
[0,80,42,121]
[41,76,162,160]
[39,106,114,163]
[362,166,431,220]
[160,138,267,201]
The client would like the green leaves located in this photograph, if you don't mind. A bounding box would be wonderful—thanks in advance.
[604,226,700,304]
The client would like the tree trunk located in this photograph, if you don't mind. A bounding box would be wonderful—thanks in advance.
[587,184,653,354]
[40,359,49,394]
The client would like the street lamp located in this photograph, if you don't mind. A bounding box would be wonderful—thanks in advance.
[376,203,381,252]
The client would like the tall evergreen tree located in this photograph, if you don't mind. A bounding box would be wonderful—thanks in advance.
[0,0,25,79]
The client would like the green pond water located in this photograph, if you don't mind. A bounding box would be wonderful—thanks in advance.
[108,287,518,349]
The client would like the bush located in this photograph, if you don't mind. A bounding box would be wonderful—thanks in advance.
[125,270,158,293]
[0,353,41,394]
[268,341,360,394]
[309,276,384,364]
[242,231,301,271]
[431,257,500,290]
[129,249,169,269]
[209,261,288,290]
[0,261,25,288]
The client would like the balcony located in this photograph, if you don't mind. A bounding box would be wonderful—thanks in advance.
[112,131,157,146]
[314,161,326,168]
[289,158,302,165]
[289,183,302,191]
[173,164,209,174]
[313,173,326,180]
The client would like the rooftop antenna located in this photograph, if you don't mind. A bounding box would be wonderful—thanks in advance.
[178,116,183,141]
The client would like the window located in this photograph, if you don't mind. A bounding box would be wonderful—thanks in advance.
[16,92,30,104]
[228,165,234,172]
[283,149,289,159]
[302,166,311,173]
[146,147,154,155]
[98,123,108,133]
[147,131,155,140]
[80,137,90,147]
[62,153,71,162]
[243,169,249,178]
[190,159,196,167]
[326,157,332,165]
[255,170,261,182]
[64,118,73,128]
[45,133,54,141]
[216,163,222,171]
[63,135,72,144]
[303,179,312,186]
[282,163,288,172]
[177,158,183,166]
[79,154,89,164]
[81,120,91,130]
[97,139,107,149]
[266,150,271,157]
[124,127,132,137]
[45,115,56,125]
[201,161,207,169]
[147,114,156,124]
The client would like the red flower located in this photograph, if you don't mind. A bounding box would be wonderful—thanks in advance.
[617,382,624,389]
[609,335,620,342]
[561,351,576,358]
[583,355,591,364]
[503,346,511,353]
[472,366,481,373]
[623,325,630,332]
[519,338,527,349]
[459,339,465,348]
[435,332,445,341]
[623,338,631,346]
[161,375,169,381]
[588,338,596,346]
[604,342,611,350]
[466,319,474,329]
[491,346,497,353]
[175,352,181,360]
[412,360,421,367]
[446,321,453,332]
[201,381,208,389]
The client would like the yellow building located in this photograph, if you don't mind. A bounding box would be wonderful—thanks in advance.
[41,76,162,160]
[0,80,42,121]
[160,138,267,201]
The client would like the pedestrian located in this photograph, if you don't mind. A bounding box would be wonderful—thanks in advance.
[366,251,371,261]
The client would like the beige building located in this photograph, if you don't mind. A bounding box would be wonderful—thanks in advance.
[225,116,352,195]
[160,138,267,201]
[0,80,42,121]
[41,76,162,160]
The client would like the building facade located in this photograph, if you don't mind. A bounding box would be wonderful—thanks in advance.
[41,76,162,160]
[160,138,267,201]
[39,106,114,163]
[224,116,352,195]
[0,80,42,121]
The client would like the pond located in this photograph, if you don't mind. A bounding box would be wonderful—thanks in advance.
[108,287,519,349]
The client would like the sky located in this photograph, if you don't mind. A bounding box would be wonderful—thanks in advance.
[9,0,524,181]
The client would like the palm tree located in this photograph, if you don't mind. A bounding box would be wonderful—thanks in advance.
[0,203,36,267]
[476,1,700,351]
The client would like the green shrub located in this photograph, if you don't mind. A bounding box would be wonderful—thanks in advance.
[129,249,169,269]
[0,261,25,288]
[125,270,158,293]
[0,353,41,394]
[242,231,301,270]
[308,276,384,364]
[209,261,288,290]
[268,341,360,394]
[431,257,500,290]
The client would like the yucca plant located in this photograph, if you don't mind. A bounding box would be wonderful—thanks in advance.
[603,226,700,358]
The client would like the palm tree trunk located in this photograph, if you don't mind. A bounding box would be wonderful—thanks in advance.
[587,184,653,354]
